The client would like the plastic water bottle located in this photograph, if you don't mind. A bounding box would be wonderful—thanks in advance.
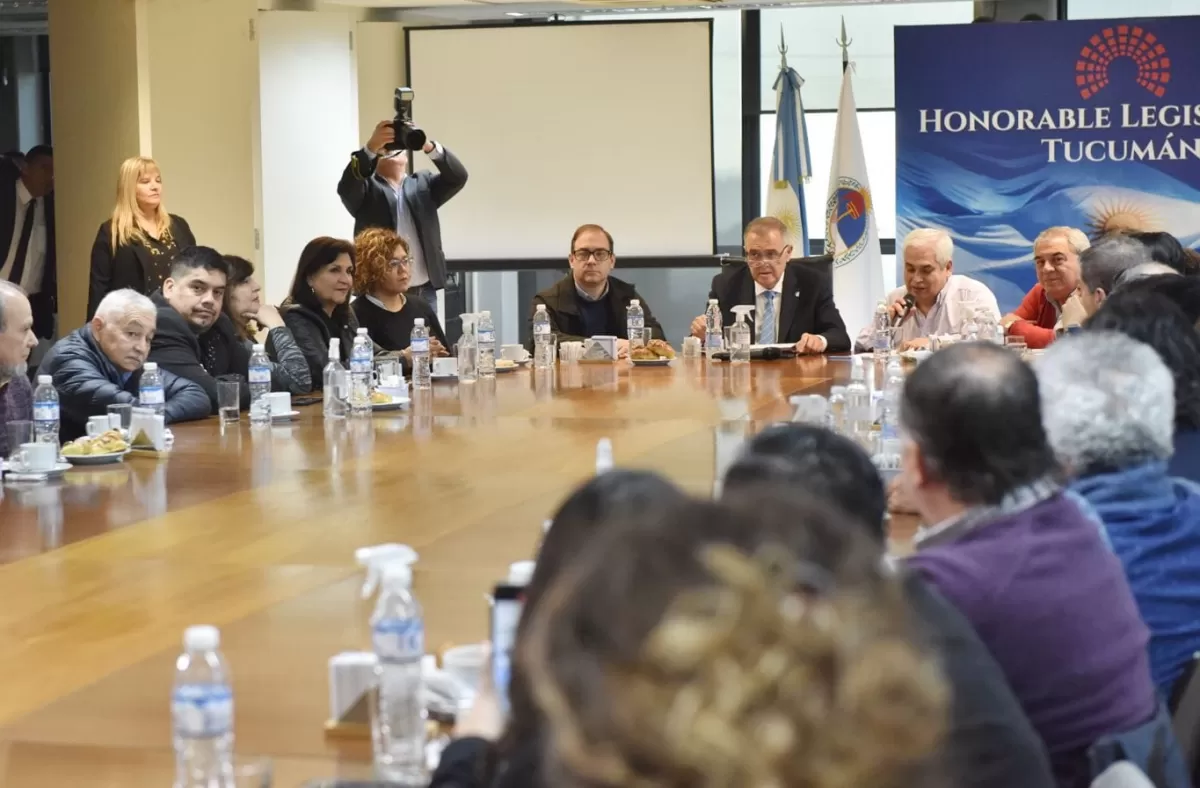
[477,310,496,379]
[704,299,723,358]
[32,374,59,446]
[458,313,478,384]
[172,625,234,788]
[872,301,891,360]
[533,304,553,369]
[874,358,906,477]
[248,344,271,426]
[350,328,373,417]
[323,338,348,419]
[410,319,431,391]
[845,356,873,441]
[370,560,426,784]
[626,300,646,349]
[961,308,980,341]
[140,362,165,416]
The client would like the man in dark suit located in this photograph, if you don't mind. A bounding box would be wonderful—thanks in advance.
[338,119,468,311]
[691,216,850,354]
[530,224,665,358]
[0,145,55,342]
[148,246,249,413]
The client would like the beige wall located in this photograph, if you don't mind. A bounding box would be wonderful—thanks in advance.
[48,0,144,330]
[355,21,406,149]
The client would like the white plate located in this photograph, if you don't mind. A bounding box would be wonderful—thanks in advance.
[63,449,131,466]
[631,358,672,367]
[494,363,520,374]
[1,461,72,478]
[372,398,410,411]
[900,349,933,362]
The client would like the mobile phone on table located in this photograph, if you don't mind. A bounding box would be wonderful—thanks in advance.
[491,583,526,710]
[293,396,321,406]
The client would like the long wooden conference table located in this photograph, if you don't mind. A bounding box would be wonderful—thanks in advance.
[0,356,914,786]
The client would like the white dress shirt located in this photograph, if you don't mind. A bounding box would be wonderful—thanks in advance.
[855,274,1001,348]
[1,180,47,295]
[362,143,445,289]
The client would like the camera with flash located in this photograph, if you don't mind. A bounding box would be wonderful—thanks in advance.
[387,87,426,152]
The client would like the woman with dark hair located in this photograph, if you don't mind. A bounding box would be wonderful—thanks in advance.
[351,228,449,358]
[430,470,687,788]
[1129,231,1190,275]
[220,255,311,394]
[280,236,367,386]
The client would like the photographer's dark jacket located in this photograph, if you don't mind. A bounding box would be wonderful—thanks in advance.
[337,144,468,290]
[148,292,251,413]
[40,326,209,440]
[529,275,665,348]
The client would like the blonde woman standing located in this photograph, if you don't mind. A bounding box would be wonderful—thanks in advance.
[87,156,196,318]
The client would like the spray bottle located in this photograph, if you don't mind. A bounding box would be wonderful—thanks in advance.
[729,305,755,364]
[457,313,478,384]
[355,544,425,784]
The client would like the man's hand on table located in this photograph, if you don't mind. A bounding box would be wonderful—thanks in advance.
[794,333,828,355]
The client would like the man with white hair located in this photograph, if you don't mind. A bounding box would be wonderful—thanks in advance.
[856,228,1000,351]
[0,280,38,455]
[40,289,209,440]
[1074,234,1150,317]
[1037,331,1200,699]
[1002,226,1090,348]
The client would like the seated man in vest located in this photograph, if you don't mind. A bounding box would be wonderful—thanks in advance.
[150,245,249,413]
[529,224,665,359]
[690,216,850,354]
[1002,226,1090,348]
[856,228,1000,351]
[40,289,209,440]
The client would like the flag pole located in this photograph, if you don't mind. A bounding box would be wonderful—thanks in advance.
[836,16,852,73]
[779,24,788,70]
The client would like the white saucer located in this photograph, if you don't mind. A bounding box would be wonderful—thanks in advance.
[271,410,301,420]
[2,461,72,478]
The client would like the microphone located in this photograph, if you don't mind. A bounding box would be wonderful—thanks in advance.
[892,294,916,328]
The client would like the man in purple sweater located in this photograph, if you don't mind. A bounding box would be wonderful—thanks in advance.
[898,342,1158,788]
[0,280,37,456]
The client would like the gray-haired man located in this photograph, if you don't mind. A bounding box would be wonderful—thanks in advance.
[0,280,38,455]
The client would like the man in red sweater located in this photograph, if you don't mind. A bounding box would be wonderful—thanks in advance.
[1001,227,1090,348]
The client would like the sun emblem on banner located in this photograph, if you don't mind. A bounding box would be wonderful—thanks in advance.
[769,181,802,240]
[1075,24,1170,100]
[824,178,871,269]
[1086,197,1159,238]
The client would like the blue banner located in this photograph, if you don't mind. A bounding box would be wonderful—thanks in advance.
[895,17,1200,310]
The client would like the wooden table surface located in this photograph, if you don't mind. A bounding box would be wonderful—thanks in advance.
[0,356,898,787]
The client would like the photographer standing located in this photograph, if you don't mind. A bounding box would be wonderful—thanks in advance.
[337,120,467,310]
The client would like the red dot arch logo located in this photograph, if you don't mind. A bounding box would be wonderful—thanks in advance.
[1075,24,1170,100]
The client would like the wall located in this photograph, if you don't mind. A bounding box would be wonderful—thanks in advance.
[355,21,405,148]
[48,0,143,330]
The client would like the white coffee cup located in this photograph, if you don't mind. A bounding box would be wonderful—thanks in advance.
[266,391,292,417]
[500,344,530,362]
[87,415,111,438]
[16,441,57,472]
[433,357,458,376]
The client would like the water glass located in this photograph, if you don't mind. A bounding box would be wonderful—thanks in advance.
[790,395,829,425]
[107,403,133,434]
[681,336,702,358]
[230,756,273,787]
[218,380,241,425]
[1005,336,1028,353]
[6,420,33,462]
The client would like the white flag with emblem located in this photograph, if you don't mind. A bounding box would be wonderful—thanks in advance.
[824,64,884,339]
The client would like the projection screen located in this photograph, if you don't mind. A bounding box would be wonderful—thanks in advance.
[406,20,715,260]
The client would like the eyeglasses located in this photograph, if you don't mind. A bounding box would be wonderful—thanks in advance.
[572,249,612,263]
[388,257,412,269]
[746,249,785,263]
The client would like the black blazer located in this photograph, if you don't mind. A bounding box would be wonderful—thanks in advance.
[0,170,55,338]
[530,275,666,347]
[148,292,250,413]
[336,147,468,290]
[87,215,196,319]
[708,262,851,352]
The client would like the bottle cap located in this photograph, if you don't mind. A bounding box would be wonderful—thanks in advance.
[415,318,425,326]
[630,299,640,306]
[37,374,51,384]
[184,625,220,651]
[481,310,491,319]
[143,362,157,371]
[708,298,719,305]
[252,344,265,352]
[357,327,368,335]
[595,437,614,473]
[330,337,340,348]
[355,543,419,598]
[536,304,546,312]
[508,560,535,585]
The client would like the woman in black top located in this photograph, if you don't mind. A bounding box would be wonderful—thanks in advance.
[88,156,196,318]
[280,236,360,389]
[351,228,449,359]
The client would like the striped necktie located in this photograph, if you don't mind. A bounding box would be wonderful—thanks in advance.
[759,290,776,344]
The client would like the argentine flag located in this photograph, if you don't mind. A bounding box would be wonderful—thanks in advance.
[825,65,885,339]
[766,55,811,256]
